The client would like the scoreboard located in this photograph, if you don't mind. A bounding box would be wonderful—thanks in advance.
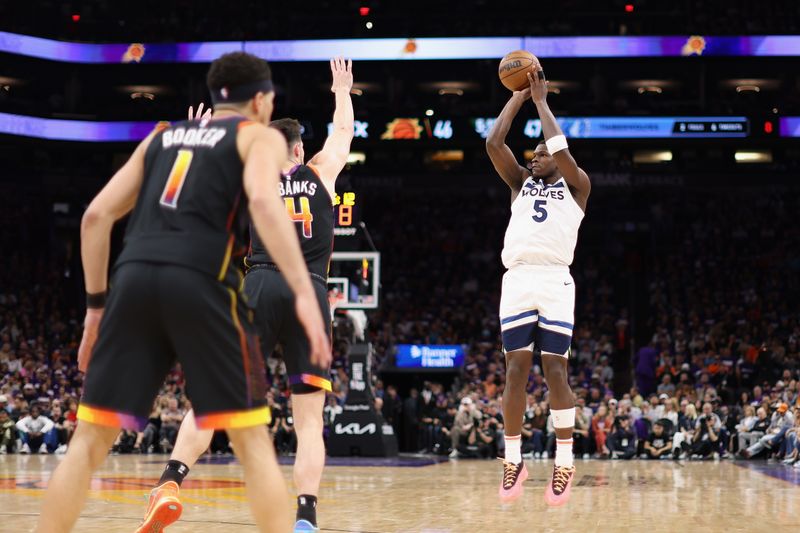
[333,191,360,238]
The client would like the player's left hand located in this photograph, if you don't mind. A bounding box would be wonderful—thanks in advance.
[188,102,213,121]
[77,308,104,373]
[330,56,353,93]
[527,67,548,104]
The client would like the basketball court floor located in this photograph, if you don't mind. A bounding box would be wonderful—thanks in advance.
[2,454,798,532]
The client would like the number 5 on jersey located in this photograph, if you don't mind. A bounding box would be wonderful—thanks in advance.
[532,199,548,222]
[160,150,193,209]
[285,197,314,238]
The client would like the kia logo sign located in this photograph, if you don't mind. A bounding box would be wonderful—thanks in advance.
[334,422,377,435]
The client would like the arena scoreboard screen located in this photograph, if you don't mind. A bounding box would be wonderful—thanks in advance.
[333,191,360,238]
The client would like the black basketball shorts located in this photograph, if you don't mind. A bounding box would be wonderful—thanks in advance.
[243,266,332,394]
[78,262,268,430]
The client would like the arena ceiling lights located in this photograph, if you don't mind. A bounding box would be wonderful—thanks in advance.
[2,31,800,63]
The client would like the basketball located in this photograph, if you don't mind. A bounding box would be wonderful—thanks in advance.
[498,50,539,91]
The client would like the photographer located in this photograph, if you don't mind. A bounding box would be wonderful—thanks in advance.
[476,413,500,458]
[690,403,721,459]
[606,416,636,460]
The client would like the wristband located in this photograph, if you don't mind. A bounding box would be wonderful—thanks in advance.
[86,292,107,309]
[545,134,568,154]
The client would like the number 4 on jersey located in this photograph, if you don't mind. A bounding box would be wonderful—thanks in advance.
[285,197,314,238]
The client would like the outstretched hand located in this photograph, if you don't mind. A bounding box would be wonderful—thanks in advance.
[512,87,531,101]
[188,102,213,121]
[330,56,353,93]
[527,66,548,104]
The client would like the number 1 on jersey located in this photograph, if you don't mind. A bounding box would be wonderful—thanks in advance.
[160,150,193,209]
[285,197,314,238]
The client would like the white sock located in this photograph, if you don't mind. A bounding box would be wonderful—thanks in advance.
[505,434,522,463]
[555,438,574,468]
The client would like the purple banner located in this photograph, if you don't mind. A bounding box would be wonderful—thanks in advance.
[779,117,800,138]
[0,112,157,142]
[1,31,799,64]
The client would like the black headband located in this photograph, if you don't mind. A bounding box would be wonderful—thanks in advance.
[210,79,274,105]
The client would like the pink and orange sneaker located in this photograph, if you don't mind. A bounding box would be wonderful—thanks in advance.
[135,480,183,533]
[544,464,576,507]
[498,460,528,502]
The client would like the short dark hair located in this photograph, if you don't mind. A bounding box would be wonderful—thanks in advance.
[270,118,303,145]
[207,52,272,94]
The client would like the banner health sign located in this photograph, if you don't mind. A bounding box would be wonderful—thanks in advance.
[396,344,465,369]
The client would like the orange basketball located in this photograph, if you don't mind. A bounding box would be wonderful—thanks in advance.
[498,50,539,91]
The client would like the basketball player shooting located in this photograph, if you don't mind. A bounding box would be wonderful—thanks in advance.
[486,65,590,506]
[139,57,354,533]
[35,52,330,533]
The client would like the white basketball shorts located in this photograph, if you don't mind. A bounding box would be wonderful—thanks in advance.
[499,264,575,357]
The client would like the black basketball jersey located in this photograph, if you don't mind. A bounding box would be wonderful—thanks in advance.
[246,164,334,279]
[116,116,252,288]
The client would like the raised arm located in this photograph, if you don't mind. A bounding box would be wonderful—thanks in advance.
[486,89,530,195]
[526,68,591,210]
[239,124,332,368]
[308,57,354,193]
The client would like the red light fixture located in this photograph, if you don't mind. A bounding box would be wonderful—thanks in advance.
[625,4,634,12]
[71,14,81,22]
[764,121,773,134]
[359,7,370,16]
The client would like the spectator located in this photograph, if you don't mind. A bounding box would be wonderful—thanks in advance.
[657,374,676,397]
[381,385,402,437]
[47,403,69,454]
[591,404,614,458]
[0,409,16,453]
[135,401,162,453]
[607,416,636,459]
[731,405,757,453]
[644,421,672,459]
[573,398,591,459]
[672,403,698,459]
[158,397,184,453]
[450,397,479,458]
[16,405,54,454]
[739,403,795,459]
[403,388,420,452]
[780,407,800,465]
[522,401,547,458]
[635,343,658,396]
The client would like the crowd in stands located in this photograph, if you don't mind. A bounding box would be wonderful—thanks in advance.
[2,184,798,470]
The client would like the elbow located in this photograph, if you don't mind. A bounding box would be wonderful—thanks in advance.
[81,205,109,235]
[248,195,273,217]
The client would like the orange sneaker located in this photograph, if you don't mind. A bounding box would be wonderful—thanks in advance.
[544,464,575,507]
[498,460,528,502]
[135,481,183,533]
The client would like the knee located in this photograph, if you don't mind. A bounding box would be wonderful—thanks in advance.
[505,358,528,383]
[542,358,567,384]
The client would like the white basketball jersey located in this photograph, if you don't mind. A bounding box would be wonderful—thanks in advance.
[501,176,584,268]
